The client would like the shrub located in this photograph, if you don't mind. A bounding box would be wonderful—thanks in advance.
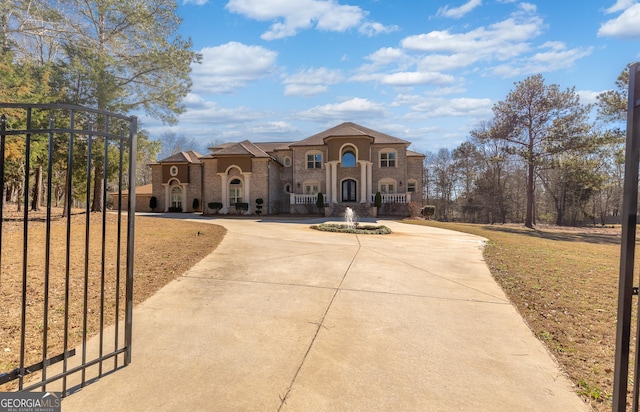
[208,202,223,212]
[374,192,382,208]
[149,196,157,212]
[168,206,182,213]
[235,202,249,213]
[316,193,324,210]
[255,198,264,215]
[192,198,200,211]
[421,205,436,219]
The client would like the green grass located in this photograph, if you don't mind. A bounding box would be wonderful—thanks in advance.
[402,219,635,410]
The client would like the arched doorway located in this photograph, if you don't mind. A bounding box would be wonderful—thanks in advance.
[342,179,357,202]
[229,178,243,207]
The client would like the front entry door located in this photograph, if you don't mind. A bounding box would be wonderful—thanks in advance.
[342,179,357,202]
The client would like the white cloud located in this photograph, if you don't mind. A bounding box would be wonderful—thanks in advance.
[396,96,493,118]
[380,71,454,86]
[577,90,603,105]
[599,4,640,38]
[284,84,329,96]
[604,0,635,14]
[519,2,537,13]
[437,0,482,19]
[283,67,344,96]
[359,22,400,36]
[401,15,543,54]
[419,53,478,72]
[284,67,344,85]
[191,42,278,93]
[226,0,380,40]
[179,94,265,124]
[297,97,386,121]
[491,42,592,77]
[365,47,409,66]
[247,121,299,135]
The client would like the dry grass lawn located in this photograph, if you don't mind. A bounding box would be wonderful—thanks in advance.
[405,219,635,411]
[0,209,226,391]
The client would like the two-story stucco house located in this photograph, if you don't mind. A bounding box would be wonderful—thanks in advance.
[150,122,425,216]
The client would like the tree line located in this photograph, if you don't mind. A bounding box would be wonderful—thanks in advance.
[1,0,199,212]
[423,70,628,227]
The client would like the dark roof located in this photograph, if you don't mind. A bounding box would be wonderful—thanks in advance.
[158,150,203,164]
[290,122,410,146]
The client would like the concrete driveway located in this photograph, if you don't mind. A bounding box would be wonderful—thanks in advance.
[61,217,588,411]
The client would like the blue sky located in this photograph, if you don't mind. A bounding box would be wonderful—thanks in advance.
[144,0,640,153]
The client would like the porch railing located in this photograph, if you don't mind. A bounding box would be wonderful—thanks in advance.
[371,193,411,203]
[291,192,412,204]
[291,193,326,204]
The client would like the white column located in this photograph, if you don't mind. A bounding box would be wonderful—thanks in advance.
[331,162,338,204]
[367,162,373,203]
[163,184,170,212]
[218,173,228,213]
[359,161,367,203]
[325,163,331,203]
[182,183,188,212]
[243,173,252,213]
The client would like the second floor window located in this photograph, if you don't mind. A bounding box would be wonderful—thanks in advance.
[380,151,396,167]
[307,153,322,169]
[342,150,356,167]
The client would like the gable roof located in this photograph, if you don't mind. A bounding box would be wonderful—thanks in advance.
[290,122,410,146]
[208,140,272,158]
[158,150,203,164]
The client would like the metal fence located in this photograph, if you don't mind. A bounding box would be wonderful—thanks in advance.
[0,103,136,396]
[614,62,640,411]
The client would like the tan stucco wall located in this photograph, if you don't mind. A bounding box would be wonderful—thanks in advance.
[162,164,189,183]
[326,137,372,162]
[217,157,252,173]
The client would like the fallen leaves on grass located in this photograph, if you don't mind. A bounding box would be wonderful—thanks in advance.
[0,211,226,390]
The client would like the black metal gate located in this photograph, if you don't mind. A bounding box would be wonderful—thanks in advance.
[0,103,136,396]
[614,62,640,411]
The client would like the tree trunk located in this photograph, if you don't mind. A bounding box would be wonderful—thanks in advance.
[525,159,535,228]
[31,165,43,211]
[91,164,104,212]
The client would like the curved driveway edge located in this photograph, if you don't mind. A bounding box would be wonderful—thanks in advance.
[62,217,589,411]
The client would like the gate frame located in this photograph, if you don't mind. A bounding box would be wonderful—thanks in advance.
[614,62,640,411]
[0,103,137,395]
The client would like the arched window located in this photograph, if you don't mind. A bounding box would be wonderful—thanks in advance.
[284,183,292,194]
[341,150,356,167]
[229,178,243,204]
[170,185,182,209]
